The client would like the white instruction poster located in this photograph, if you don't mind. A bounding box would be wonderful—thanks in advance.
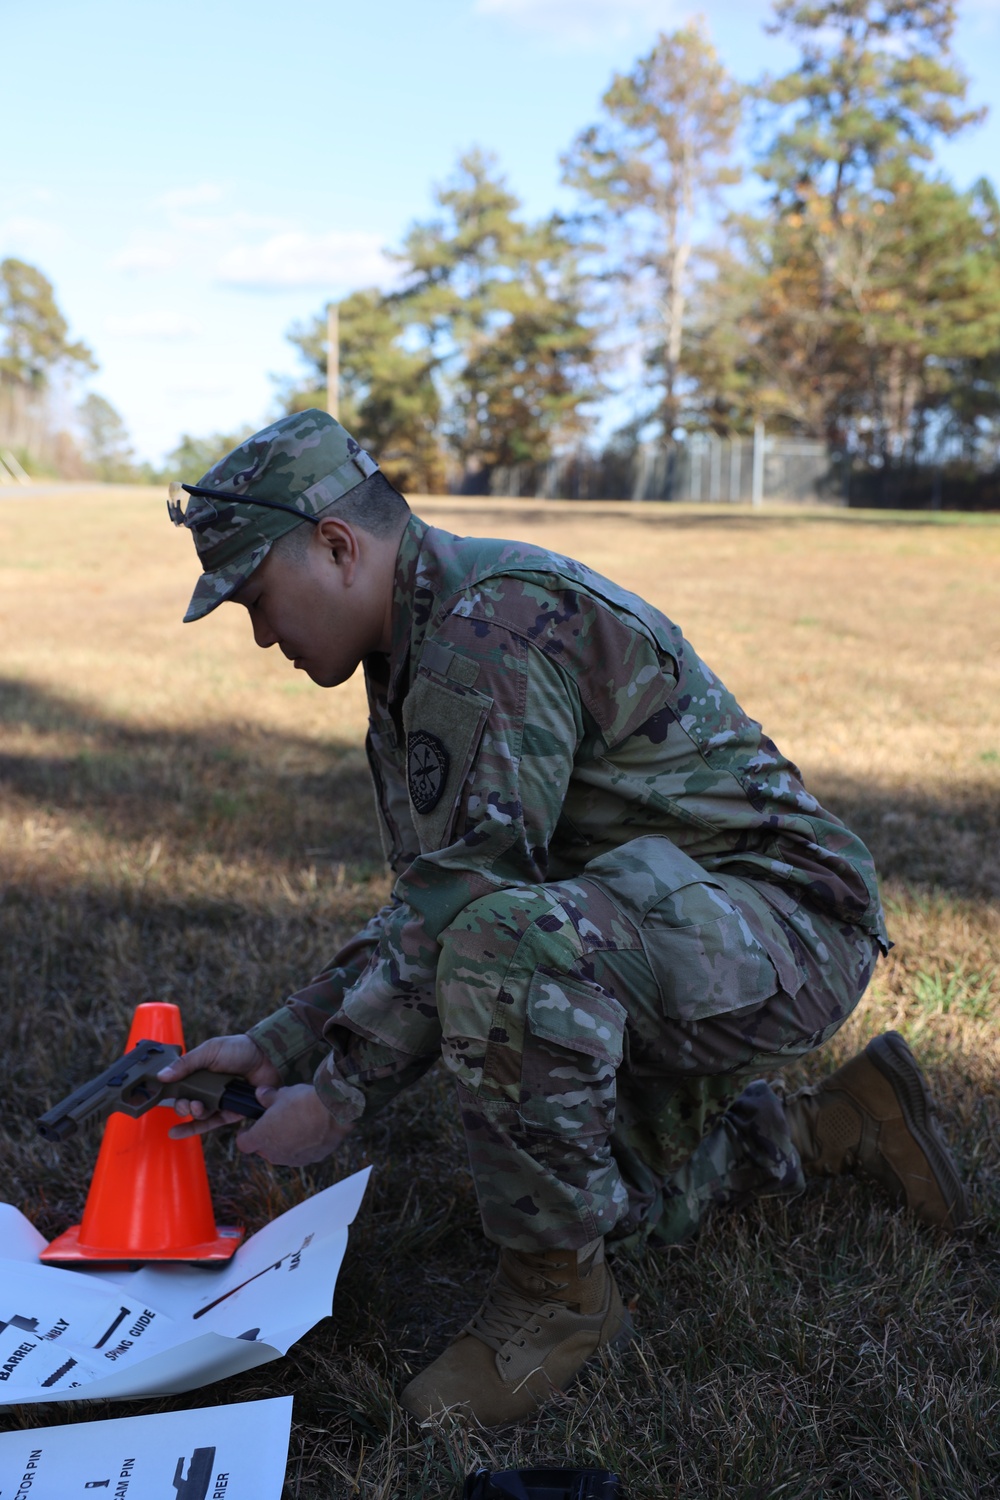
[0,1394,292,1499]
[0,1167,370,1404]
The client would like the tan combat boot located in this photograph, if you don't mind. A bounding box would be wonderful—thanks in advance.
[400,1238,630,1428]
[785,1030,968,1229]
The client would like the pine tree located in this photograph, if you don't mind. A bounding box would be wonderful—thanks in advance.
[0,259,95,389]
[77,393,137,481]
[399,150,601,482]
[761,0,983,212]
[562,23,742,437]
[285,152,598,490]
[286,289,444,494]
[698,0,1000,463]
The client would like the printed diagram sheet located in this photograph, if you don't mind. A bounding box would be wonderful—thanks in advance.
[0,1394,293,1499]
[0,1168,370,1404]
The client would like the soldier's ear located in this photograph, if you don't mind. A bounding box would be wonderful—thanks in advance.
[315,516,355,558]
[314,516,364,583]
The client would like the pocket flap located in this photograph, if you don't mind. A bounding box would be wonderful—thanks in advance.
[641,906,780,1021]
[583,835,719,923]
[526,970,626,1066]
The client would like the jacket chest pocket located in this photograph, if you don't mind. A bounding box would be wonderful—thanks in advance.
[402,671,493,853]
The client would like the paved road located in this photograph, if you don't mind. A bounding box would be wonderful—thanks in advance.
[0,482,164,500]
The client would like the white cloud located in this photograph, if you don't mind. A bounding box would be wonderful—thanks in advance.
[474,0,680,45]
[153,183,225,211]
[110,234,178,273]
[173,209,289,238]
[110,213,291,275]
[104,311,202,339]
[0,214,66,258]
[164,378,234,398]
[216,229,392,291]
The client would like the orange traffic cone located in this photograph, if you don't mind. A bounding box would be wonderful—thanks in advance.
[41,1002,244,1265]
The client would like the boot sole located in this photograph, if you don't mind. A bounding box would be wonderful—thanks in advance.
[865,1031,968,1229]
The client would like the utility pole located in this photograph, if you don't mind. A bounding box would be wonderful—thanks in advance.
[752,419,765,507]
[327,302,339,421]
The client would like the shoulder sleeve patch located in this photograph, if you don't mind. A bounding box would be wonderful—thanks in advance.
[402,672,493,852]
[407,729,450,814]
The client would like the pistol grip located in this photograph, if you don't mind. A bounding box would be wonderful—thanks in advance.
[171,1069,265,1120]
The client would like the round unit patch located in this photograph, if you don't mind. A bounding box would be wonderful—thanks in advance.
[407,730,450,814]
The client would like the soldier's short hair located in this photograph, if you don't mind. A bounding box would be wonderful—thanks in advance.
[272,470,410,562]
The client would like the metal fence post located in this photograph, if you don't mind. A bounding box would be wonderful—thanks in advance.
[729,439,741,502]
[752,420,765,507]
[709,435,721,501]
[691,436,703,501]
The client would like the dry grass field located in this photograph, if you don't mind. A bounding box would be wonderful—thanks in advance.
[1,487,998,1498]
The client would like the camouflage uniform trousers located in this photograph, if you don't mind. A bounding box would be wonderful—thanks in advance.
[436,836,881,1253]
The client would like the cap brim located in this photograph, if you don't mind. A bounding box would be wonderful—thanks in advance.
[182,541,272,623]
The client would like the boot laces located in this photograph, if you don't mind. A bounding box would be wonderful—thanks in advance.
[465,1264,566,1356]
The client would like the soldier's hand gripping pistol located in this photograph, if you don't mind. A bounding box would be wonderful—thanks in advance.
[37,1038,266,1142]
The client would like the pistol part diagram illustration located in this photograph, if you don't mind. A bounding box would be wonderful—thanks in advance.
[0,1171,369,1404]
[0,1397,292,1499]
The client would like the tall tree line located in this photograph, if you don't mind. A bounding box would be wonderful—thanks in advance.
[3,0,997,488]
[286,0,1000,490]
[0,259,244,480]
[0,259,139,479]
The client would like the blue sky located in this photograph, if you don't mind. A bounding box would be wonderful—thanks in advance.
[3,0,999,463]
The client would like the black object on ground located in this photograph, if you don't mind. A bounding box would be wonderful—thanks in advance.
[461,1469,621,1500]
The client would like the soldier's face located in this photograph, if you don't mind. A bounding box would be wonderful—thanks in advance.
[230,520,388,688]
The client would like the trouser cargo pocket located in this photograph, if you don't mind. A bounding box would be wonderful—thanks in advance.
[520,968,626,1136]
[584,836,786,1022]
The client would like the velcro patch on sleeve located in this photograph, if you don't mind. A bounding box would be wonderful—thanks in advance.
[402,673,493,852]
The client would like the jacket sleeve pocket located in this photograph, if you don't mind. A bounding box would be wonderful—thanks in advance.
[401,670,493,853]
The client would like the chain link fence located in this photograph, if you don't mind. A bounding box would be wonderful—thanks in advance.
[483,431,847,504]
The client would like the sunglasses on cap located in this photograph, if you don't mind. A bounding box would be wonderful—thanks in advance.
[167,481,321,534]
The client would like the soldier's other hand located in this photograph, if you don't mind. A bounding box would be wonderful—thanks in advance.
[233,1083,350,1167]
[158,1033,282,1139]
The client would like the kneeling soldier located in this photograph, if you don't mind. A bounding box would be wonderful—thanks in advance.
[160,411,967,1428]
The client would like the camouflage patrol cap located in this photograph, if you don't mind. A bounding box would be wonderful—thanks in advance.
[168,408,379,623]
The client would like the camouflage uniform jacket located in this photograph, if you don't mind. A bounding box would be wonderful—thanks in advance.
[249,515,889,1123]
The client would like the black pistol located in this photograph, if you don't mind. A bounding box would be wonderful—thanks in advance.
[37,1039,265,1142]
